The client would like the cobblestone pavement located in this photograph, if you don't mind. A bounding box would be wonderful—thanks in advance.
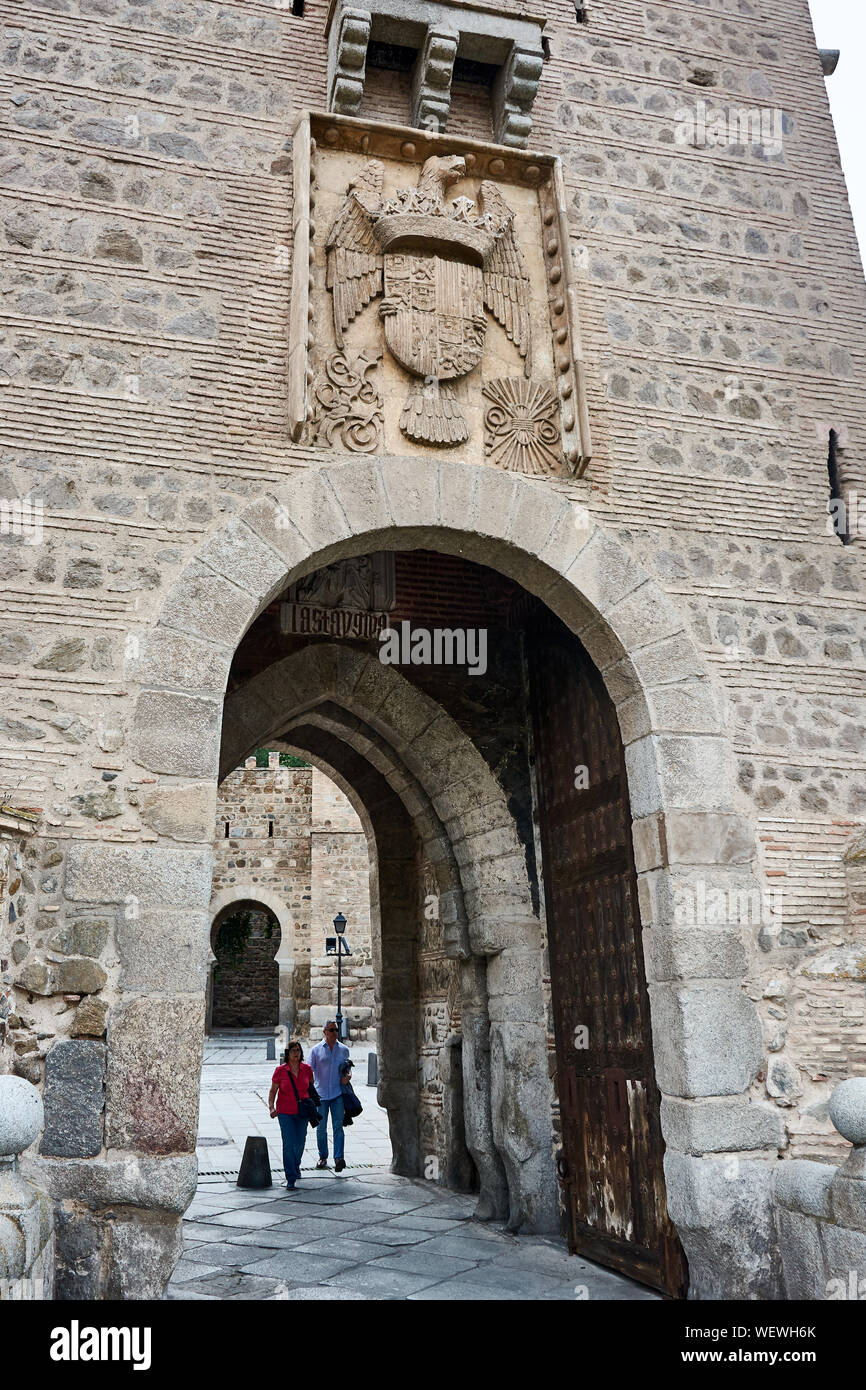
[167,1039,658,1301]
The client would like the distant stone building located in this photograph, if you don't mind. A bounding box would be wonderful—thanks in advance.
[0,0,864,1302]
[209,757,375,1038]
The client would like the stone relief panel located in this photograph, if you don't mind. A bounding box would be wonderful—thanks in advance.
[325,153,531,446]
[291,113,592,475]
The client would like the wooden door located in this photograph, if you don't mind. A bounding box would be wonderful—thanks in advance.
[527,615,688,1298]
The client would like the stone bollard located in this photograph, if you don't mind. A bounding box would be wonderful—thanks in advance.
[237,1135,272,1189]
[829,1077,866,1231]
[0,1075,54,1299]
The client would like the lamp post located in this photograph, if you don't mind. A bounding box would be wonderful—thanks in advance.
[328,912,351,1041]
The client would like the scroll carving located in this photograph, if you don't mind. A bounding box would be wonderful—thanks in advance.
[304,349,383,453]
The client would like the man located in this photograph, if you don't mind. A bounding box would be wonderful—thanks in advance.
[308,1020,351,1172]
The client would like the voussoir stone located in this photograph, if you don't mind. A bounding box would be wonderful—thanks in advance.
[126,627,232,697]
[158,558,258,646]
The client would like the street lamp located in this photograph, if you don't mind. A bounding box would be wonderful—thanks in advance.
[330,912,351,1041]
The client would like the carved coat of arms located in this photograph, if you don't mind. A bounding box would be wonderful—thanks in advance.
[326,155,532,446]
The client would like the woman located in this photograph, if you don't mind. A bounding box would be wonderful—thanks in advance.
[268,1040,314,1190]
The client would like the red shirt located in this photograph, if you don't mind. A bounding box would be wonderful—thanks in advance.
[272,1061,314,1115]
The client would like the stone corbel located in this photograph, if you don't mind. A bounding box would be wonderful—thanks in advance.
[410,25,459,134]
[492,43,544,149]
[327,5,372,118]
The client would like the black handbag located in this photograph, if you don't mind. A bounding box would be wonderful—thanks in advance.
[288,1068,321,1128]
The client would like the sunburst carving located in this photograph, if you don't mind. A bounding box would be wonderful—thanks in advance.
[482,378,562,476]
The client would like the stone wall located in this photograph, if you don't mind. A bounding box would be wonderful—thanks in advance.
[1,0,865,1298]
[309,771,375,1037]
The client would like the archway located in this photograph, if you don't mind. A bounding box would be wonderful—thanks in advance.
[208,885,297,1034]
[209,901,281,1032]
[121,457,770,1298]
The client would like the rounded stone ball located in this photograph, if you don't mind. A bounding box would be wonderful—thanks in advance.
[828,1077,866,1146]
[0,1074,44,1157]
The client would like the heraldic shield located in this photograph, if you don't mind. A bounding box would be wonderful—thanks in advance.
[325,155,532,447]
[382,254,485,382]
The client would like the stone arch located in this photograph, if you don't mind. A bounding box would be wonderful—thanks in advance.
[220,644,537,957]
[273,726,488,1202]
[207,888,294,1036]
[208,895,282,1033]
[209,885,293,942]
[130,456,739,825]
[219,645,534,1220]
[127,456,771,1285]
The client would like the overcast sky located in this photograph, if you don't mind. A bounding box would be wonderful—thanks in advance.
[808,0,866,266]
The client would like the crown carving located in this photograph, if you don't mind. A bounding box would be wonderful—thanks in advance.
[372,191,497,264]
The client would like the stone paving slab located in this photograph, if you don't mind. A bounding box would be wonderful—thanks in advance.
[333,1223,435,1247]
[370,1250,478,1278]
[184,1242,281,1267]
[172,1260,223,1282]
[182,1222,243,1244]
[280,1183,379,1206]
[178,1272,289,1300]
[268,1285,374,1301]
[447,1262,573,1297]
[292,1235,401,1262]
[199,1208,296,1229]
[248,1197,396,1225]
[238,1250,357,1282]
[377,1212,468,1233]
[324,1264,446,1297]
[409,1281,526,1301]
[224,1221,353,1250]
[405,1233,511,1261]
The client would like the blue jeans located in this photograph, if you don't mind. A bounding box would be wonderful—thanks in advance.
[317,1095,345,1162]
[277,1112,308,1186]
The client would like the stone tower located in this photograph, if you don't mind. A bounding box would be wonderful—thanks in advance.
[0,0,864,1300]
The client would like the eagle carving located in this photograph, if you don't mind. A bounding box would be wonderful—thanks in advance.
[325,155,532,446]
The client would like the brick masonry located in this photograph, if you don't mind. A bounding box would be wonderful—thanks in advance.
[0,0,864,1299]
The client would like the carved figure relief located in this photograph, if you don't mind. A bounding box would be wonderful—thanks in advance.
[325,156,532,447]
[482,377,562,476]
[286,552,396,612]
[304,348,383,453]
